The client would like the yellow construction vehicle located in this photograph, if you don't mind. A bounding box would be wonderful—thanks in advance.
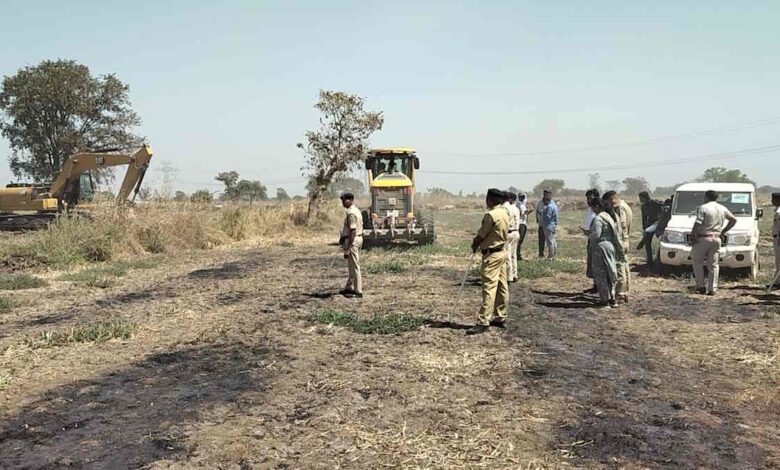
[362,148,435,245]
[0,145,153,230]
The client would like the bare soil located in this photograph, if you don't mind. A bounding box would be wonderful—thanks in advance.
[0,227,778,469]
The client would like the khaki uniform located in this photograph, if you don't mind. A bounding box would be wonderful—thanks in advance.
[504,201,521,281]
[614,201,633,298]
[773,205,780,273]
[476,206,510,326]
[691,201,734,293]
[342,204,364,293]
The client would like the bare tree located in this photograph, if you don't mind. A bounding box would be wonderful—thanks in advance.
[298,90,383,220]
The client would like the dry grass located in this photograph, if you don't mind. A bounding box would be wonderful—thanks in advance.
[0,200,341,269]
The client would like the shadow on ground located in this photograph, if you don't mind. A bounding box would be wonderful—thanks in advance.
[0,341,278,470]
[510,289,776,469]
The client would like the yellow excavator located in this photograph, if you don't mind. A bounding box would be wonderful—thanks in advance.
[0,145,153,230]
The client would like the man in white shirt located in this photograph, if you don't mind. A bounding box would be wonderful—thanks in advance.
[690,190,737,296]
[504,192,521,282]
[771,192,780,290]
[515,193,528,261]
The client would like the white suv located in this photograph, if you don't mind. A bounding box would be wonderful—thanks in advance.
[659,182,763,279]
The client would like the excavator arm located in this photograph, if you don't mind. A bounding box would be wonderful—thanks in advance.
[49,145,153,207]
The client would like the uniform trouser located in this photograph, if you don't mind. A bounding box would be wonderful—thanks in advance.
[616,258,630,297]
[543,227,557,259]
[642,232,655,263]
[517,224,527,259]
[505,231,520,280]
[344,238,363,293]
[477,251,509,326]
[775,242,780,274]
[692,238,721,293]
[537,225,546,256]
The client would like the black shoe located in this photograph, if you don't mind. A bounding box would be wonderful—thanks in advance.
[339,289,355,296]
[583,286,598,294]
[696,288,707,295]
[345,292,363,299]
[465,325,490,335]
[706,291,716,297]
[489,319,507,329]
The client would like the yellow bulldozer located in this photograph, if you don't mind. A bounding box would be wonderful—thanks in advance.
[362,148,435,246]
[0,145,153,230]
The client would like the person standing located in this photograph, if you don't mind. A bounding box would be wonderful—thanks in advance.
[504,192,521,282]
[338,193,364,298]
[588,198,624,308]
[541,189,559,259]
[516,193,528,261]
[535,194,547,258]
[690,190,737,296]
[581,189,600,293]
[603,191,632,304]
[637,191,663,266]
[771,192,780,288]
[467,188,510,335]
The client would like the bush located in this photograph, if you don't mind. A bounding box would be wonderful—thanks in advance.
[0,273,47,290]
[220,207,250,240]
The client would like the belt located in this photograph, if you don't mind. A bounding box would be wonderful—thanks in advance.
[699,233,721,238]
[509,229,518,233]
[482,245,505,255]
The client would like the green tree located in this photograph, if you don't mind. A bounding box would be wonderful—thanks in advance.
[532,179,565,195]
[215,171,240,201]
[605,179,622,192]
[173,191,188,202]
[698,167,754,184]
[236,179,267,204]
[588,173,602,192]
[0,59,141,182]
[298,90,383,220]
[190,189,213,203]
[621,176,650,195]
[276,187,291,201]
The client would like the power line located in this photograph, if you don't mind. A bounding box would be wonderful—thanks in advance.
[419,144,780,176]
[429,116,780,158]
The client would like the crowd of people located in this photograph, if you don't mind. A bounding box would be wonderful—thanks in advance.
[337,188,780,334]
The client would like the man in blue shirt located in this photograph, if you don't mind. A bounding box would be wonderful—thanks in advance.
[541,189,559,259]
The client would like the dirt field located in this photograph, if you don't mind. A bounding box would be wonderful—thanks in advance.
[0,207,778,469]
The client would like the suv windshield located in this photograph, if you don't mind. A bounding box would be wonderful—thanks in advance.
[368,156,412,178]
[673,191,753,216]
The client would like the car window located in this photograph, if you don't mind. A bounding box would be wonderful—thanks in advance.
[673,191,753,216]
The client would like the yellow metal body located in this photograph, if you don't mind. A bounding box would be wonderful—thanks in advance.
[366,148,417,218]
[0,145,153,214]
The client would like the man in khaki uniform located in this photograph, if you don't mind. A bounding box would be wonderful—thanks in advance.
[339,193,364,298]
[603,191,633,304]
[503,192,521,282]
[690,190,737,296]
[770,192,780,290]
[468,188,510,335]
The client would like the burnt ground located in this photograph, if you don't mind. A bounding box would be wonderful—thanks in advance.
[0,235,778,469]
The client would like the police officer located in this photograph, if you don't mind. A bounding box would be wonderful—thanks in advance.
[690,190,737,296]
[772,192,780,288]
[603,191,632,304]
[338,193,363,298]
[467,188,510,335]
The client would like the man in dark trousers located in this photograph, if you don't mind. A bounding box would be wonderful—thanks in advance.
[636,191,663,266]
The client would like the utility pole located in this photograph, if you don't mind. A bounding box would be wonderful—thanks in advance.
[157,161,179,198]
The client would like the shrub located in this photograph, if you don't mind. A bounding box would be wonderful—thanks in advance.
[220,207,250,240]
[0,273,47,290]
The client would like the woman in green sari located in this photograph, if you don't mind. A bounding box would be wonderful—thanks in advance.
[588,198,625,308]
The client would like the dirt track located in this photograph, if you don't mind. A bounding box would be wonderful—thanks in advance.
[0,236,778,469]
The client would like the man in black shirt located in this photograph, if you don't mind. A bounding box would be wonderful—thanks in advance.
[636,191,663,265]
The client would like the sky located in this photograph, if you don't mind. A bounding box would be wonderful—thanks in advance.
[1,0,779,196]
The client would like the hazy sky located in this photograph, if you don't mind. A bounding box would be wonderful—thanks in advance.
[1,1,779,196]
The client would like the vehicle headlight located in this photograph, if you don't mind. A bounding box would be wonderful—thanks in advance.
[728,233,751,245]
[665,230,685,243]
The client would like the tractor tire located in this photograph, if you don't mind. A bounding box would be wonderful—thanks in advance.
[417,210,436,245]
